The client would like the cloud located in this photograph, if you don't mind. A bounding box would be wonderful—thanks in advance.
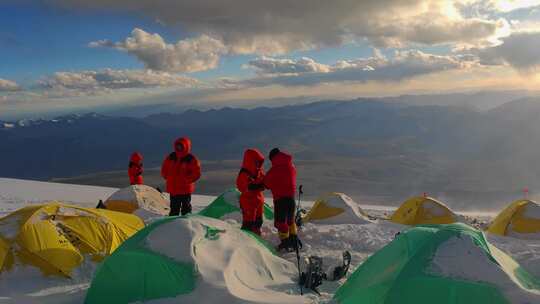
[241,50,473,87]
[0,78,20,92]
[38,69,198,95]
[246,57,331,75]
[59,1,505,54]
[89,28,227,73]
[476,31,540,70]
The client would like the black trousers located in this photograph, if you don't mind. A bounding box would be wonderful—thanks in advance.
[274,197,296,233]
[170,194,192,216]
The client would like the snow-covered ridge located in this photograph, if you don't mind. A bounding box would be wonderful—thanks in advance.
[0,113,104,130]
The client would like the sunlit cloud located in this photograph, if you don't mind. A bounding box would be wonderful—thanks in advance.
[0,78,20,92]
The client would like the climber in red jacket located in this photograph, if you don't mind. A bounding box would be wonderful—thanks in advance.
[128,152,144,185]
[236,148,266,235]
[263,148,301,251]
[161,137,201,216]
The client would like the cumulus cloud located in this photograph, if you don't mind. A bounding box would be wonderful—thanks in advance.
[247,57,331,75]
[476,31,540,70]
[38,69,198,94]
[0,78,20,92]
[241,50,474,87]
[59,0,505,54]
[89,28,227,73]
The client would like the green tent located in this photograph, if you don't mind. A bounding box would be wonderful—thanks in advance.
[85,217,197,304]
[85,215,285,304]
[198,188,274,220]
[334,223,540,304]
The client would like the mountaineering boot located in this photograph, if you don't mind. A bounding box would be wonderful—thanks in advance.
[288,234,303,251]
[277,237,291,252]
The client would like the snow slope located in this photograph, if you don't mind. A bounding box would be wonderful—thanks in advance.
[1,178,540,303]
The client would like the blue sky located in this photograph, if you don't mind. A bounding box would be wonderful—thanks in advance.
[1,1,540,119]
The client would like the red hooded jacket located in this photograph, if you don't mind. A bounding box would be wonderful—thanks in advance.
[161,137,201,195]
[264,151,296,200]
[236,149,265,209]
[128,152,144,185]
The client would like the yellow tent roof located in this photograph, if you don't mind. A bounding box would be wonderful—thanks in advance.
[302,192,371,224]
[105,185,169,215]
[0,202,144,277]
[390,196,456,225]
[487,199,540,237]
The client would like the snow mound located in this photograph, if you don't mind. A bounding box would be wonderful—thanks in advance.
[148,216,306,303]
[105,185,169,219]
[88,215,307,304]
[429,235,540,303]
[303,193,372,225]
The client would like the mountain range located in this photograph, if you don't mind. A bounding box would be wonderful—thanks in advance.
[2,95,540,210]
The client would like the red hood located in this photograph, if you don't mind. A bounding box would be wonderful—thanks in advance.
[270,151,292,167]
[174,137,191,157]
[130,152,143,164]
[242,148,264,174]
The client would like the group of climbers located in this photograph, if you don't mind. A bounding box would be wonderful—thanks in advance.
[127,137,300,251]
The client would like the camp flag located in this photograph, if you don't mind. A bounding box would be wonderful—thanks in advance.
[198,188,274,220]
[334,223,540,304]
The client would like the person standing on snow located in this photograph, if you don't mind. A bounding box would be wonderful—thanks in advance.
[161,137,201,216]
[236,148,266,235]
[128,152,144,185]
[263,148,301,251]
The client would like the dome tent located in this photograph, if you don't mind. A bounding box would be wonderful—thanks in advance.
[85,215,302,304]
[104,185,169,216]
[0,202,144,276]
[334,223,540,304]
[302,192,372,224]
[390,196,456,225]
[487,199,540,238]
[198,188,274,221]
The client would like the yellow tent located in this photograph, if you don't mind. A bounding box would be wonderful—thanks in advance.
[0,202,144,276]
[487,199,540,238]
[390,196,456,225]
[302,192,372,224]
[105,185,169,215]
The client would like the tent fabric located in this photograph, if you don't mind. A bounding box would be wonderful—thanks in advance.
[104,185,169,215]
[390,196,456,225]
[334,223,540,304]
[85,215,288,304]
[0,202,144,276]
[487,199,540,237]
[198,188,274,220]
[302,192,371,224]
[85,217,196,304]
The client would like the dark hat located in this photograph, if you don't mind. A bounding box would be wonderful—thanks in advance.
[269,148,280,160]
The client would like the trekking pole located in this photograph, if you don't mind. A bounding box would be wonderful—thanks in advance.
[295,185,304,228]
[296,185,304,295]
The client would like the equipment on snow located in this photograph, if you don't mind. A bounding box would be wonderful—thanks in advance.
[329,251,351,281]
[299,251,352,295]
[300,255,324,295]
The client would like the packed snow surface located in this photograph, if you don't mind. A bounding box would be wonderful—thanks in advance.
[1,178,540,303]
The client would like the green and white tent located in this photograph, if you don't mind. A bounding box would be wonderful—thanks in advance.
[85,215,300,304]
[198,188,274,221]
[334,223,540,304]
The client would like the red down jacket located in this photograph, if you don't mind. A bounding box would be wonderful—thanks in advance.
[128,152,144,185]
[263,151,296,201]
[236,149,265,211]
[161,137,201,195]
